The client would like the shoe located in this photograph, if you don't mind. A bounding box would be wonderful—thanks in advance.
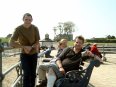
[45,55,54,58]
[100,62,104,64]
[37,80,47,87]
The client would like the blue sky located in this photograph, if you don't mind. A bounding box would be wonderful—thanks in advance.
[0,0,116,40]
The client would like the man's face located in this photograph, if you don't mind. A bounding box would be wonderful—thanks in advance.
[23,15,32,25]
[74,38,83,50]
[62,40,68,48]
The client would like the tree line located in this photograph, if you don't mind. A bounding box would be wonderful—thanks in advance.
[53,21,75,41]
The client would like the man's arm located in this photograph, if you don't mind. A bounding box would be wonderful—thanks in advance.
[33,26,40,51]
[9,39,23,48]
[32,42,40,52]
[56,59,63,68]
[9,28,23,48]
[56,59,65,74]
[82,50,103,62]
[10,39,33,54]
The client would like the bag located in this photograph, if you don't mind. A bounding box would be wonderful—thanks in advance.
[55,70,83,87]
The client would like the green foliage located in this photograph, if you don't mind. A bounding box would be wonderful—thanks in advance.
[0,37,10,43]
[54,34,73,41]
[67,41,74,46]
[106,35,115,39]
[63,21,75,34]
[67,41,116,47]
[86,38,116,43]
[53,21,75,41]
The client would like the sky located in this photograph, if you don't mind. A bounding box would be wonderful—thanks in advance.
[0,0,116,40]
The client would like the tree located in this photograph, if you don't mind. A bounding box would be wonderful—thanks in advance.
[57,22,64,37]
[111,36,115,39]
[106,35,115,39]
[63,21,75,35]
[53,27,57,38]
[53,21,75,41]
[6,34,12,38]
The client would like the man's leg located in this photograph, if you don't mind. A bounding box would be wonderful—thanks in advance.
[47,63,63,87]
[37,63,49,87]
[20,53,31,87]
[30,53,38,87]
[47,68,57,87]
[38,64,49,81]
[45,50,52,58]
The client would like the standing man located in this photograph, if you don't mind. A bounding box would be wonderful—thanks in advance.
[9,13,40,87]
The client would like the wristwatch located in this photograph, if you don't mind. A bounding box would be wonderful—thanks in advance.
[32,45,34,48]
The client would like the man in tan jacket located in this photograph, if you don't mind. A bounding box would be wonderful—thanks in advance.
[9,13,40,87]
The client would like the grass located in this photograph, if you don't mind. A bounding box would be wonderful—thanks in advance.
[67,41,74,46]
[67,41,116,47]
[0,37,10,42]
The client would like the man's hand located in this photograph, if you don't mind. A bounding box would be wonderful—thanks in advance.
[59,67,65,74]
[86,50,103,63]
[85,50,94,57]
[94,55,103,63]
[32,43,40,52]
[23,46,32,54]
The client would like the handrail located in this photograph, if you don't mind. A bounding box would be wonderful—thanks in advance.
[0,47,51,87]
[97,46,116,61]
[0,48,22,87]
[1,45,115,86]
[2,62,21,76]
[97,46,116,48]
[11,76,22,87]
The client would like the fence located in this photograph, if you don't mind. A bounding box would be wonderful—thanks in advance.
[0,46,50,87]
[0,45,116,87]
[97,46,116,61]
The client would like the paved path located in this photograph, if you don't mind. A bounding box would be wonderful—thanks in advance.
[89,54,116,87]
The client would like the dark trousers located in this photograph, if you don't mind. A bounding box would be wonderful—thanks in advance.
[20,53,38,87]
[45,50,51,58]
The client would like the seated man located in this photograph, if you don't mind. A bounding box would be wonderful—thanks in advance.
[40,45,54,58]
[45,46,54,58]
[37,39,68,87]
[47,35,102,87]
[90,43,102,58]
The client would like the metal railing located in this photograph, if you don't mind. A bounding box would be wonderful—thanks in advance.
[0,46,22,87]
[98,46,116,61]
[0,44,116,87]
[0,45,51,87]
